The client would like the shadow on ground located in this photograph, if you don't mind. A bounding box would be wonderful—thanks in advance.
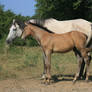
[51,74,92,83]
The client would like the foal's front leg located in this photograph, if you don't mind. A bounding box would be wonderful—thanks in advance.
[44,50,51,84]
[41,51,46,79]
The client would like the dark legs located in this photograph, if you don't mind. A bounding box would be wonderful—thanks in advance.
[79,60,85,78]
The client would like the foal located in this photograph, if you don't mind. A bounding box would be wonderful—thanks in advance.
[22,23,91,84]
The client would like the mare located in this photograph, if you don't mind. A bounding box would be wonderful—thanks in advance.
[21,22,91,84]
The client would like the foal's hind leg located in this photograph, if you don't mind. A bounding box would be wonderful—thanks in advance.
[73,51,83,83]
[84,52,91,79]
[81,49,91,82]
[85,59,91,81]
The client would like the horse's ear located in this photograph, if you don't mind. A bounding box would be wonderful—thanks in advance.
[13,19,15,24]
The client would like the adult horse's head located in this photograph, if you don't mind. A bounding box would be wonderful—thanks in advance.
[6,19,25,44]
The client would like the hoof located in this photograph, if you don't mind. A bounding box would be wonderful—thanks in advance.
[85,80,89,83]
[72,79,77,84]
[41,81,45,84]
[41,74,46,79]
[41,81,50,85]
[45,82,50,85]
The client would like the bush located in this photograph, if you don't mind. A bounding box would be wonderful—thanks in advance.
[12,36,38,47]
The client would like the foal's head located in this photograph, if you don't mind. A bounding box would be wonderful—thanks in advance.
[21,23,33,39]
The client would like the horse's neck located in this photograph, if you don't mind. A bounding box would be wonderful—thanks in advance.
[31,25,50,44]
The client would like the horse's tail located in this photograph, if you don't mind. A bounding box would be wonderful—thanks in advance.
[85,23,92,46]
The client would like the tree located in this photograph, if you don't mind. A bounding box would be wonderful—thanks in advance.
[34,0,92,21]
[0,4,31,39]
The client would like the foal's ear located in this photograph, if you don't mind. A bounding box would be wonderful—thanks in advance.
[24,22,28,26]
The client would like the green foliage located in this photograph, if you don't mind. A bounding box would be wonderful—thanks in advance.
[0,5,15,38]
[1,0,92,47]
[34,0,92,21]
[0,4,38,46]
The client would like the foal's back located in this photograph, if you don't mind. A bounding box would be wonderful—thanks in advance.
[49,31,87,52]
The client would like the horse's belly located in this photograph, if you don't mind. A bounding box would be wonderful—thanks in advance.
[53,40,74,53]
[54,46,73,53]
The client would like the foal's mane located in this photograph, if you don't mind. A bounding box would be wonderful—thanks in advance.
[28,22,54,33]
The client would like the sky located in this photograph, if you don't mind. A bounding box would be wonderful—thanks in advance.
[0,0,36,17]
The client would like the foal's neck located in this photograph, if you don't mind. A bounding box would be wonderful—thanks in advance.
[30,24,51,44]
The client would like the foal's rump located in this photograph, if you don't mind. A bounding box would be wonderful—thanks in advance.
[70,31,87,49]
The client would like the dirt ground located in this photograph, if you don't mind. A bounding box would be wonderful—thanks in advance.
[0,47,92,92]
[0,78,92,92]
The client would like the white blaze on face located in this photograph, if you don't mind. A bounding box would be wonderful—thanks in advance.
[6,25,17,41]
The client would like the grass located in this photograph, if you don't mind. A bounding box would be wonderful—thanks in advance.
[0,39,92,80]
